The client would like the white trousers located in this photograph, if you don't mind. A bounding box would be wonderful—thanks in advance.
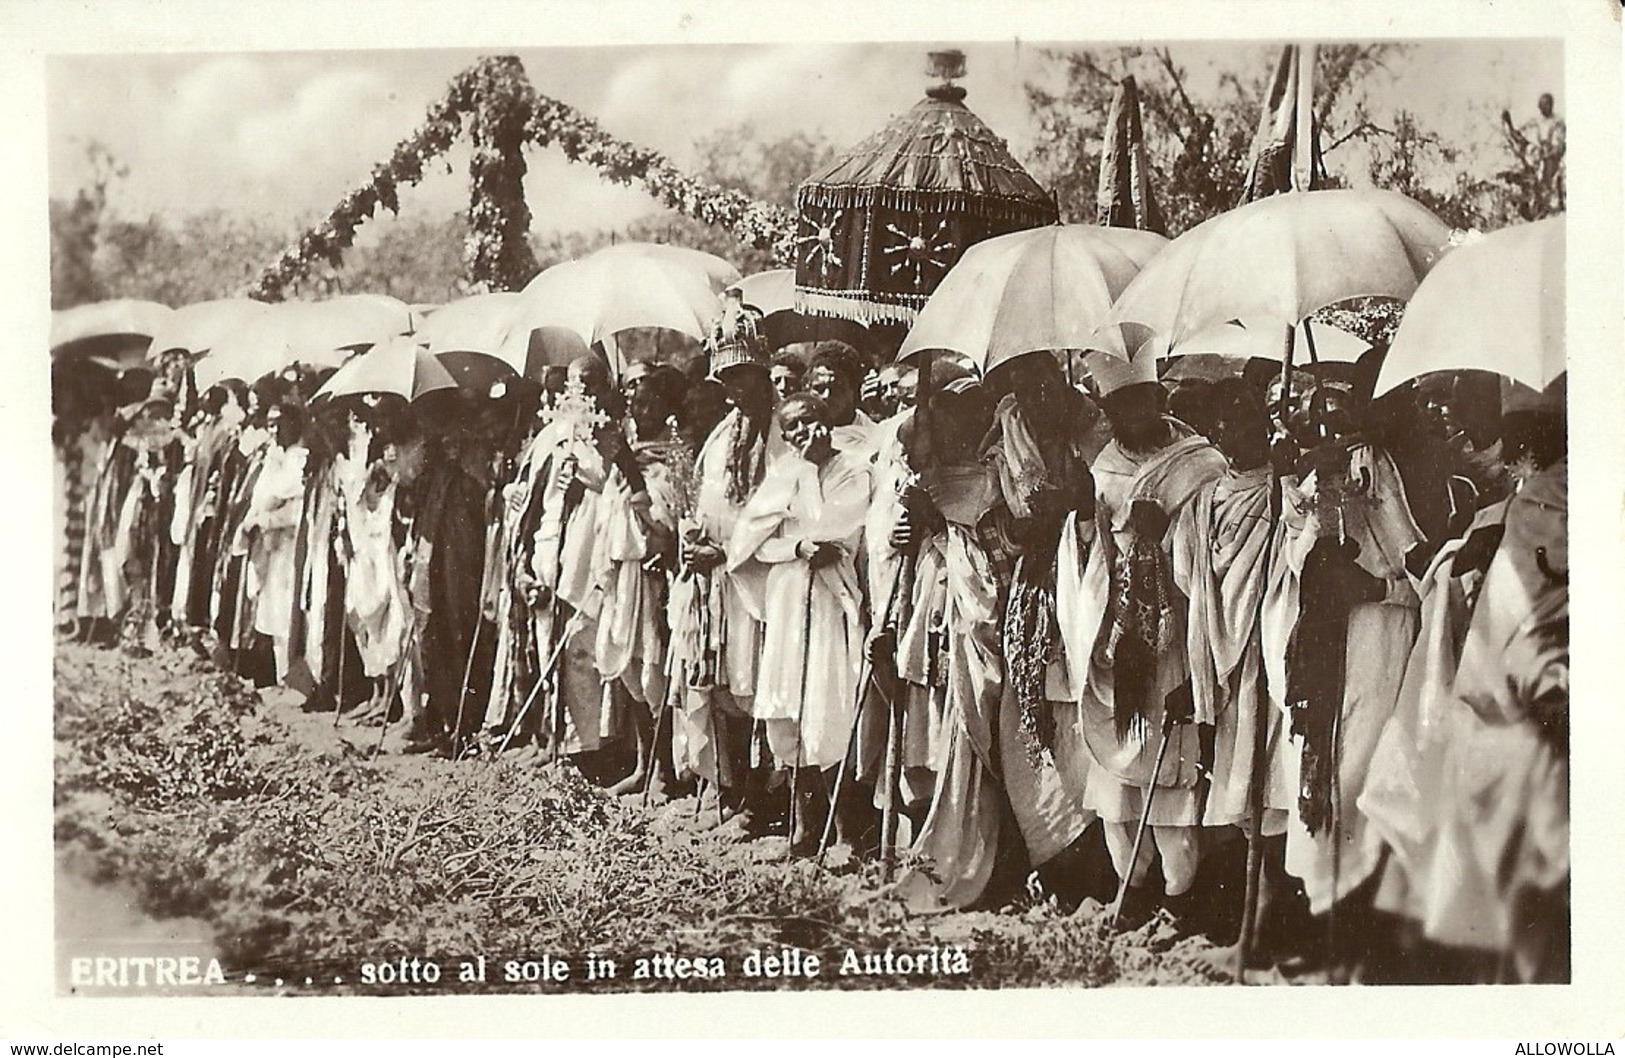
[1102,821,1201,895]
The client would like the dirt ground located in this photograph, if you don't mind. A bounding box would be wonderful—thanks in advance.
[53,639,1279,995]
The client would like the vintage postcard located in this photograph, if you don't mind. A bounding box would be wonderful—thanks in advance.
[2,0,1621,1044]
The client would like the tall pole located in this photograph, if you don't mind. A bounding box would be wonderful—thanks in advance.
[1237,322,1296,980]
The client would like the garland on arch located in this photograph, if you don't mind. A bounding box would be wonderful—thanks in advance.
[246,56,796,303]
[522,91,799,265]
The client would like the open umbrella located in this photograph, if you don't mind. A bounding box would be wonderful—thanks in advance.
[52,299,174,369]
[417,293,524,361]
[1159,316,1370,364]
[145,298,272,361]
[732,268,794,316]
[1110,189,1452,349]
[415,292,534,390]
[193,295,414,389]
[315,335,457,402]
[1374,216,1564,398]
[897,224,1169,371]
[500,246,734,372]
[592,241,741,295]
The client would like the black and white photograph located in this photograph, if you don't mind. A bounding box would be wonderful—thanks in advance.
[5,0,1623,1044]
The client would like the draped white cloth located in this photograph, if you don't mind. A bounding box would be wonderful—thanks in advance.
[730,450,873,769]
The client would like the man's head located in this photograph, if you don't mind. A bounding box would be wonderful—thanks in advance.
[929,380,994,464]
[1168,379,1221,443]
[1212,382,1271,471]
[989,352,1066,413]
[270,401,305,448]
[806,341,867,426]
[718,362,776,425]
[778,392,835,465]
[137,395,175,426]
[678,379,730,451]
[769,352,805,403]
[891,363,920,411]
[629,364,686,441]
[568,354,619,418]
[1538,93,1555,118]
[1101,381,1167,451]
[872,363,909,418]
[380,414,428,484]
[620,360,653,408]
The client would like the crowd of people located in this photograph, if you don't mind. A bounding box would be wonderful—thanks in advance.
[54,302,1568,985]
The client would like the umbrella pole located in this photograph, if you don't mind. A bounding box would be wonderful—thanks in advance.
[1237,323,1296,980]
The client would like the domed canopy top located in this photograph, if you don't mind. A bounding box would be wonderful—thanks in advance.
[798,91,1057,220]
[794,89,1058,325]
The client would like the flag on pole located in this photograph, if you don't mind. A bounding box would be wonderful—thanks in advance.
[1096,76,1168,235]
[1241,44,1327,202]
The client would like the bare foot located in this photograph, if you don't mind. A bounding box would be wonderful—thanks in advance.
[605,768,647,797]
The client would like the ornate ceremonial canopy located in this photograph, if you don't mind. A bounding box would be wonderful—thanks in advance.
[793,51,1058,325]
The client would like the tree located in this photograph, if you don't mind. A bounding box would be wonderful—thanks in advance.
[96,210,294,305]
[49,141,126,308]
[337,213,471,304]
[1024,45,1400,235]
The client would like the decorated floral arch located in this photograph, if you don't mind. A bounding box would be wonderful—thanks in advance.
[246,56,798,302]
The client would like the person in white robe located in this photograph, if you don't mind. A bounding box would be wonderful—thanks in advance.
[238,404,310,683]
[594,365,688,795]
[520,357,626,759]
[1279,445,1425,929]
[681,323,785,824]
[1055,346,1228,928]
[730,393,873,852]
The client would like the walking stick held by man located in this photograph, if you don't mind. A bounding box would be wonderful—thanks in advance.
[1236,323,1297,979]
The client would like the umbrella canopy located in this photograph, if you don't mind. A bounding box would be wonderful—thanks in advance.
[51,299,173,360]
[1374,217,1564,398]
[898,224,1169,371]
[417,292,526,363]
[731,269,795,315]
[501,246,734,365]
[794,53,1057,325]
[315,335,458,402]
[1110,188,1453,348]
[193,296,415,389]
[592,241,741,294]
[145,298,272,361]
[1161,316,1370,364]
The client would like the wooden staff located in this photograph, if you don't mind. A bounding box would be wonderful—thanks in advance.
[786,562,818,858]
[1236,322,1297,980]
[451,466,507,750]
[816,561,909,862]
[1108,710,1179,933]
[331,504,352,728]
[370,669,399,759]
[493,609,578,760]
[640,678,675,808]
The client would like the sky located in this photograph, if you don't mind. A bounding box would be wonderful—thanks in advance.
[46,39,1562,241]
